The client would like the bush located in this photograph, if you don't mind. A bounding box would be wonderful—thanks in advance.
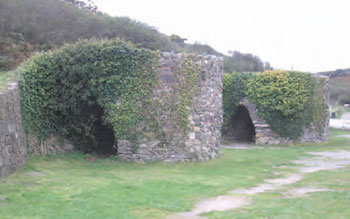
[19,39,158,152]
[223,70,326,139]
[338,93,350,105]
[0,0,179,52]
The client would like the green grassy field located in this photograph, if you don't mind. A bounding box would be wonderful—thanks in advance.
[0,129,350,218]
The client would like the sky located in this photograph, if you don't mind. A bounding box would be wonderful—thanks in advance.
[93,0,350,72]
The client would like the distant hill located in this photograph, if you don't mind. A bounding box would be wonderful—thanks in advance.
[0,0,272,73]
[318,68,350,78]
[318,69,350,105]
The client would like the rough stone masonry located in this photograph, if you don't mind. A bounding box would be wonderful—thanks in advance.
[0,82,26,178]
[118,53,224,162]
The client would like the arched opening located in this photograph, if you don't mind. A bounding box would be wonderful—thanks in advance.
[228,105,256,142]
[90,104,117,156]
[70,102,117,156]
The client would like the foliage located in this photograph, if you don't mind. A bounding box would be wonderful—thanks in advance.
[140,55,201,148]
[184,44,272,73]
[223,70,327,139]
[318,69,350,104]
[63,0,98,12]
[0,0,179,53]
[329,74,350,105]
[19,39,201,152]
[184,43,223,57]
[311,78,328,132]
[0,33,33,72]
[246,70,315,139]
[0,0,273,76]
[224,51,272,73]
[19,39,158,152]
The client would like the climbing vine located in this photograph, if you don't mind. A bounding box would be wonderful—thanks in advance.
[223,70,327,140]
[20,39,158,152]
[19,39,201,153]
[137,55,201,150]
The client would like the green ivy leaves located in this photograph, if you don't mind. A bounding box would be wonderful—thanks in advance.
[223,70,325,140]
[20,38,157,151]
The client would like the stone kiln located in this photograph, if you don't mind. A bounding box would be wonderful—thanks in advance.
[229,76,330,144]
[118,53,224,162]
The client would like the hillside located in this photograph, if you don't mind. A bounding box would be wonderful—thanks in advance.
[0,0,272,73]
[318,68,350,104]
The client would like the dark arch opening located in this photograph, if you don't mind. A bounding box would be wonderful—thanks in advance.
[229,105,256,142]
[90,105,117,156]
[92,120,117,156]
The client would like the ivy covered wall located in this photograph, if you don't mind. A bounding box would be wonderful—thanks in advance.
[223,71,329,144]
[19,39,224,161]
[118,53,223,162]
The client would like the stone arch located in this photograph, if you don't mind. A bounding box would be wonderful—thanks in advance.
[228,104,256,142]
[240,97,286,144]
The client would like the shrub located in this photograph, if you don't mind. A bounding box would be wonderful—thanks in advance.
[223,70,326,139]
[19,39,158,152]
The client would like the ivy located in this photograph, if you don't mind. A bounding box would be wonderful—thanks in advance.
[223,70,326,140]
[19,39,201,153]
[20,39,158,152]
[222,72,252,134]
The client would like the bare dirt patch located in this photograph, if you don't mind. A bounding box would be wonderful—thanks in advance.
[283,187,332,198]
[338,134,350,139]
[168,196,251,219]
[341,113,350,120]
[168,150,350,218]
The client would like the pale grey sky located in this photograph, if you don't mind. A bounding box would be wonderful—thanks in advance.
[94,0,350,72]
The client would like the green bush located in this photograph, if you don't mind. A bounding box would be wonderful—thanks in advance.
[223,70,326,139]
[19,39,158,152]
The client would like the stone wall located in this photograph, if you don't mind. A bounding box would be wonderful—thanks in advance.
[118,53,223,162]
[241,75,330,144]
[0,82,26,177]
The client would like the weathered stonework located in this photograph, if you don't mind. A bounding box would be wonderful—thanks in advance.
[239,76,330,144]
[0,82,26,177]
[25,131,74,156]
[118,53,223,162]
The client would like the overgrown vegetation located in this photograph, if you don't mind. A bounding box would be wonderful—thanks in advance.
[19,39,158,152]
[19,39,202,153]
[318,69,350,105]
[0,0,272,74]
[224,51,272,73]
[0,0,179,72]
[223,71,327,139]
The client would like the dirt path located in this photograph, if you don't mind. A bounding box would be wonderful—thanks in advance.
[167,150,350,218]
[341,113,350,120]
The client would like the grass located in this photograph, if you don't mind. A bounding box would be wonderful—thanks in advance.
[0,129,350,218]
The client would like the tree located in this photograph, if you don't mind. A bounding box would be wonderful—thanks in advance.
[63,0,98,12]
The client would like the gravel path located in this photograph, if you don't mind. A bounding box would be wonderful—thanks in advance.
[168,150,350,218]
[341,112,350,120]
[330,119,350,129]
